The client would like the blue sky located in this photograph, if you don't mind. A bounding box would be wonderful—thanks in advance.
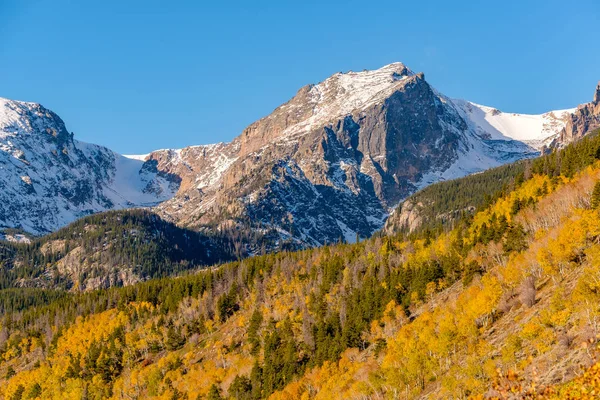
[1,0,599,154]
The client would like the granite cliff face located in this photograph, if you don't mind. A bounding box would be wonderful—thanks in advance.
[552,82,600,146]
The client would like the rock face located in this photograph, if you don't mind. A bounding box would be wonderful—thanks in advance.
[145,63,576,249]
[552,82,600,146]
[0,98,180,234]
[386,200,426,234]
[151,67,463,247]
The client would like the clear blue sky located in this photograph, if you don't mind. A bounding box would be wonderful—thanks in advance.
[1,0,599,154]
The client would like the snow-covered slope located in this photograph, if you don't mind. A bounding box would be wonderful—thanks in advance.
[452,99,574,148]
[276,63,415,140]
[416,98,574,190]
[122,153,150,161]
[0,97,179,234]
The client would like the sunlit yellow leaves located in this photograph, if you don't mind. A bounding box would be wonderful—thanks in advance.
[5,165,600,400]
[537,209,600,280]
[467,174,560,245]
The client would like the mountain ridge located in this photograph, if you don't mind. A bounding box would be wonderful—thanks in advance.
[1,63,595,252]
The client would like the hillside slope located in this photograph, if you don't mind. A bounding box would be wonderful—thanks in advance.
[3,133,600,399]
[0,209,236,291]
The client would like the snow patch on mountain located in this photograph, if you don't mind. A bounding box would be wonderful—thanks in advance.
[123,153,149,161]
[103,150,175,206]
[277,63,416,140]
[452,99,575,148]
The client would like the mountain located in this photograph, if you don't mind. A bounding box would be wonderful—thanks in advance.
[551,81,600,146]
[452,99,574,149]
[0,98,180,235]
[140,63,575,249]
[3,132,600,399]
[0,64,589,251]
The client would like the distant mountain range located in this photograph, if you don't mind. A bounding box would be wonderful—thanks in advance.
[1,63,598,251]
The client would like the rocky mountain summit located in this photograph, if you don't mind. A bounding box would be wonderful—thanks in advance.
[142,63,576,249]
[551,81,600,146]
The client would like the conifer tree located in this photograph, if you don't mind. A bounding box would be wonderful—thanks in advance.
[207,384,223,400]
[504,224,527,253]
[230,375,252,400]
[591,181,600,209]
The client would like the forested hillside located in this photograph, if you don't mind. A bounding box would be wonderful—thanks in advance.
[2,132,600,399]
[384,161,527,235]
[0,210,237,292]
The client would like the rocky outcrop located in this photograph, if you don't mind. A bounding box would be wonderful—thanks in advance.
[552,82,600,146]
[384,200,424,234]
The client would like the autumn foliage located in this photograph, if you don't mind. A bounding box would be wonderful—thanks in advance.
[2,131,600,399]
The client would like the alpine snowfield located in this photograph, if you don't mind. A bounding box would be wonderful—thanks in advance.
[453,99,575,147]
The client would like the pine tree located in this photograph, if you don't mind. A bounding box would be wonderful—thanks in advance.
[248,309,263,355]
[230,375,252,400]
[207,384,223,400]
[27,383,42,399]
[166,323,186,350]
[504,224,528,253]
[5,366,15,380]
[591,181,600,209]
[11,384,25,400]
[250,361,263,400]
[510,198,522,215]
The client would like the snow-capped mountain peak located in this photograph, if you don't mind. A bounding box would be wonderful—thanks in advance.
[239,63,420,155]
[147,62,582,251]
[0,98,180,234]
[303,62,415,122]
